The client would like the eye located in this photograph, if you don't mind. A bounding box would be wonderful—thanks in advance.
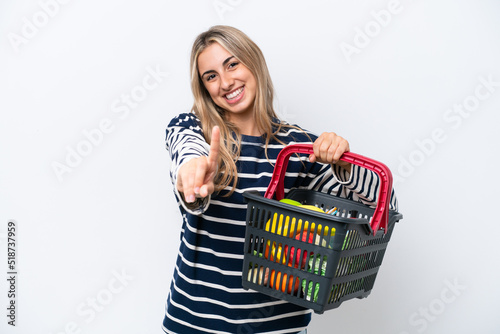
[206,73,216,82]
[228,62,239,69]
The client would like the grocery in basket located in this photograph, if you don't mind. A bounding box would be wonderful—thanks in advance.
[241,144,403,314]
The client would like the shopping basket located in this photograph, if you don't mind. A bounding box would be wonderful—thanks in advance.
[241,144,403,314]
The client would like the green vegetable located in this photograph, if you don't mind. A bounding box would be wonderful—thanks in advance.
[302,254,327,302]
[252,250,264,258]
[302,280,320,302]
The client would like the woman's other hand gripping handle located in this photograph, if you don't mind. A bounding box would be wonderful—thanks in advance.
[309,131,352,172]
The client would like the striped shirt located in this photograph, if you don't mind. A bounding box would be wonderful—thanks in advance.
[163,113,398,334]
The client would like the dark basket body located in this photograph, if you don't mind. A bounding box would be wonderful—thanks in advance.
[242,188,402,314]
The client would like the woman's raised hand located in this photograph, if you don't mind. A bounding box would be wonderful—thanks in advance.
[309,132,351,172]
[176,126,221,203]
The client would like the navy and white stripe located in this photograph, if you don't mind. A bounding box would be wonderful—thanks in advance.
[163,113,398,334]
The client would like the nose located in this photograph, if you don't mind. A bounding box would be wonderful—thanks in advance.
[220,72,234,92]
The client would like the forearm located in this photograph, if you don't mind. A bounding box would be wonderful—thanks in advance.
[166,117,211,214]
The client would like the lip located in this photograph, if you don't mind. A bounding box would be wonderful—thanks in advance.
[223,86,245,104]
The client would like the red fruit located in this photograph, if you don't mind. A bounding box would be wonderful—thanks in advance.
[288,231,314,269]
[297,230,315,243]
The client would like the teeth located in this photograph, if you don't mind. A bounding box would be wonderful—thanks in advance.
[225,87,243,100]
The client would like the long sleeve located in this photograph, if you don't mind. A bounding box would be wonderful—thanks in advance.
[165,113,211,214]
[330,163,399,211]
[272,124,399,213]
[162,114,399,333]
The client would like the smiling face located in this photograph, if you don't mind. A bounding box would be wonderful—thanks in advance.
[197,42,257,124]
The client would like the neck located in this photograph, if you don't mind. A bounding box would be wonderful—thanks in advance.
[228,111,262,137]
[241,127,262,136]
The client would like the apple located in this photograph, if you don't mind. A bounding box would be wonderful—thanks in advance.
[285,231,314,269]
[296,230,315,244]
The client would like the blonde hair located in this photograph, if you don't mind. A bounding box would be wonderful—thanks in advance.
[190,25,301,195]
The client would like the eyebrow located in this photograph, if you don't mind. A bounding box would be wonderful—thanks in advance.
[200,56,235,78]
[222,56,235,66]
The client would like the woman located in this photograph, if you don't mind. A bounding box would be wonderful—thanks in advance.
[163,25,398,334]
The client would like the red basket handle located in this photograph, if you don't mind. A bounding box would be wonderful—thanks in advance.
[264,144,393,234]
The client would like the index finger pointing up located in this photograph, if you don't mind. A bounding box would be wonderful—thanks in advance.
[207,126,221,166]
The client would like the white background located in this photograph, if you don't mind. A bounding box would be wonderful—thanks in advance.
[1,0,499,333]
